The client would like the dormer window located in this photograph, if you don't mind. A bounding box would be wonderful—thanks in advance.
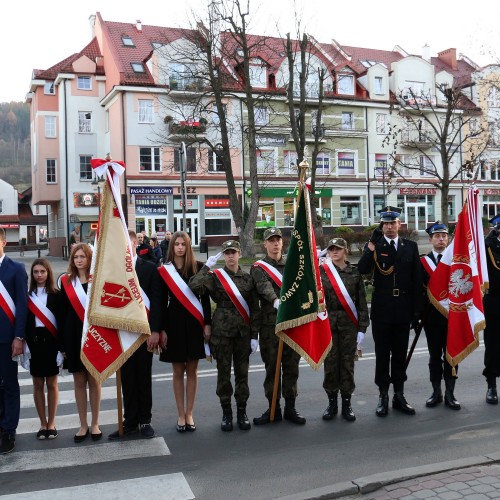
[249,58,267,89]
[44,82,55,95]
[337,74,354,95]
[122,35,135,47]
[131,63,145,73]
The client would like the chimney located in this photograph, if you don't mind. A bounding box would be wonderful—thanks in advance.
[136,19,142,31]
[89,14,96,39]
[422,44,430,62]
[437,48,457,70]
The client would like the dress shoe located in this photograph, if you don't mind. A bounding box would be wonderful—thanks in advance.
[444,379,461,410]
[37,428,47,440]
[486,387,498,404]
[176,422,186,433]
[74,428,89,443]
[425,382,443,408]
[376,393,389,417]
[186,422,196,432]
[322,393,338,421]
[392,392,416,415]
[46,428,58,439]
[108,425,138,440]
[236,407,251,431]
[284,400,306,425]
[221,412,233,432]
[91,431,103,441]
[341,395,356,422]
[1,434,15,454]
[253,407,282,425]
[139,423,155,439]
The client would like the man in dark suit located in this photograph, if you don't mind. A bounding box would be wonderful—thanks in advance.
[0,228,28,454]
[136,232,156,263]
[421,222,460,410]
[358,207,422,417]
[108,230,163,440]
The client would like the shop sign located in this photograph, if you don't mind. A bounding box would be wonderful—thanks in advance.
[130,186,173,195]
[260,188,332,197]
[399,188,436,195]
[173,198,199,210]
[74,192,99,207]
[205,209,231,218]
[0,223,19,229]
[205,199,230,207]
[256,135,287,146]
[135,195,167,215]
[484,189,500,195]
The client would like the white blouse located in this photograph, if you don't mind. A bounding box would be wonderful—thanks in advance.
[35,287,48,328]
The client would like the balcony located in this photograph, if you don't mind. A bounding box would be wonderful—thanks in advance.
[400,129,433,148]
[166,118,207,141]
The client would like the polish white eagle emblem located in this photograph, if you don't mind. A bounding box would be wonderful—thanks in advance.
[449,268,473,298]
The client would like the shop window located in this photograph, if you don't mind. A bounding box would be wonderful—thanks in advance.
[340,197,361,224]
[136,218,145,234]
[205,219,232,235]
[257,199,275,227]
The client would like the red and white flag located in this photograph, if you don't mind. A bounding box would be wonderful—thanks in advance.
[82,158,150,384]
[427,187,488,371]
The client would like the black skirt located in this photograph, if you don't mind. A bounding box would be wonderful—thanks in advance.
[26,327,59,378]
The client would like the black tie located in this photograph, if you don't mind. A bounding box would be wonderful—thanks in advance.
[437,254,442,263]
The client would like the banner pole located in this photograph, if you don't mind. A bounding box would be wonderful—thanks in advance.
[116,369,124,436]
[270,338,284,422]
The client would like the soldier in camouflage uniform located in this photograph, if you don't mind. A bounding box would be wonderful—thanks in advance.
[189,240,260,432]
[320,238,369,422]
[251,227,305,425]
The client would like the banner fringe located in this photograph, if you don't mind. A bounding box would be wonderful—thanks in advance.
[87,313,151,336]
[275,311,319,335]
[276,331,332,371]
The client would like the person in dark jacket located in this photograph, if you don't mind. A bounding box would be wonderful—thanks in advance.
[357,206,422,417]
[136,233,156,263]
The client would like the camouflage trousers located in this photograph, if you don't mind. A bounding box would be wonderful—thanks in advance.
[210,335,250,407]
[323,315,357,396]
[259,325,300,402]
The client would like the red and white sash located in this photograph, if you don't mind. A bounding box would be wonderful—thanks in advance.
[253,260,283,288]
[28,292,58,337]
[158,264,204,328]
[212,268,250,325]
[62,277,87,322]
[421,255,437,277]
[322,261,358,327]
[0,280,15,325]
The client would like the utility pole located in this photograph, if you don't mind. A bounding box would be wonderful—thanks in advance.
[180,142,187,230]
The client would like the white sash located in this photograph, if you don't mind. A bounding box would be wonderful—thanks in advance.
[253,260,283,287]
[140,287,150,315]
[213,268,250,324]
[73,278,88,310]
[0,280,16,325]
[323,260,358,324]
[29,291,58,336]
[421,255,437,274]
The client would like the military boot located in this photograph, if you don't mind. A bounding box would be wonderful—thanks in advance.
[341,395,356,422]
[236,405,251,431]
[284,398,306,425]
[376,391,389,417]
[322,392,338,421]
[486,377,498,405]
[253,405,282,425]
[425,381,443,408]
[444,379,461,410]
[392,392,416,415]
[220,405,233,432]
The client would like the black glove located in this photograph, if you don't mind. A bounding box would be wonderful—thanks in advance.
[411,314,422,332]
[369,223,384,244]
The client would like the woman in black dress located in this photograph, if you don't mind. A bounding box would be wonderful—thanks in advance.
[26,258,60,440]
[59,243,102,442]
[159,231,211,432]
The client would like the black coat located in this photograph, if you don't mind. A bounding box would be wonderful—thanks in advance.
[135,257,164,332]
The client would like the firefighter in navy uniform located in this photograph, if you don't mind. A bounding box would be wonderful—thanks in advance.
[357,206,422,417]
[483,215,500,404]
[421,222,460,410]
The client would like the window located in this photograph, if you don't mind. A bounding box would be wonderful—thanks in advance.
[337,151,355,175]
[212,104,227,125]
[46,159,56,183]
[140,147,161,172]
[138,100,154,123]
[469,118,479,135]
[254,107,269,126]
[78,112,92,133]
[374,76,384,94]
[283,150,298,175]
[342,112,354,130]
[376,113,388,134]
[77,76,91,90]
[44,82,55,95]
[316,153,330,175]
[487,86,500,107]
[491,160,500,181]
[405,81,425,97]
[419,156,434,176]
[45,116,56,138]
[174,147,196,172]
[337,74,354,95]
[340,197,361,224]
[249,58,267,88]
[205,219,231,235]
[374,195,385,217]
[448,196,456,220]
[293,64,320,97]
[256,149,275,174]
[208,151,224,172]
[131,63,145,73]
[488,122,500,146]
[79,155,93,181]
[168,63,199,91]
[122,36,135,47]
[375,154,388,177]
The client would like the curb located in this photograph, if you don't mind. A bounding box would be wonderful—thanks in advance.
[279,454,500,499]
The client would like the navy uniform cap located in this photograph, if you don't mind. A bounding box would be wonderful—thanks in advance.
[425,221,448,236]
[489,214,500,226]
[379,206,402,222]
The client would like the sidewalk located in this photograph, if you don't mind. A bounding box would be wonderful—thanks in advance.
[280,455,500,499]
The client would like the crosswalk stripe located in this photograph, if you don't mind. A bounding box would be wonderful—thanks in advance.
[0,437,170,474]
[0,473,194,500]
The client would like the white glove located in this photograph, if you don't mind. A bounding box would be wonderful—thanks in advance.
[317,248,328,258]
[56,352,65,367]
[357,332,365,349]
[273,298,280,309]
[206,251,223,269]
[251,339,259,354]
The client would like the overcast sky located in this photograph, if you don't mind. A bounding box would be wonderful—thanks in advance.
[3,0,499,103]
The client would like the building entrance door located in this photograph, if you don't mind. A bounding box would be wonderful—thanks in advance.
[406,203,427,231]
[174,215,199,246]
